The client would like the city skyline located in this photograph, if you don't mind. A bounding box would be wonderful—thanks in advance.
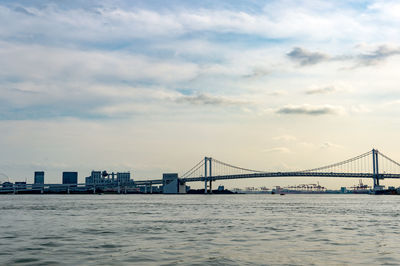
[1,0,400,188]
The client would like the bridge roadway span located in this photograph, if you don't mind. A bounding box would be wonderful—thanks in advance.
[135,172,400,185]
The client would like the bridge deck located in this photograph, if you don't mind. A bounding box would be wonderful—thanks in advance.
[182,172,400,183]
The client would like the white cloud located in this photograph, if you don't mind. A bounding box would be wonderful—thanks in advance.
[287,47,330,66]
[1,1,399,46]
[273,135,297,142]
[263,147,292,153]
[305,86,336,95]
[2,1,400,187]
[320,142,342,149]
[276,104,345,116]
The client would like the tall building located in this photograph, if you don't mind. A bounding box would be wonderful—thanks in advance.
[162,173,178,193]
[117,172,130,184]
[162,173,186,194]
[85,171,102,185]
[93,171,102,183]
[34,171,44,184]
[62,172,78,185]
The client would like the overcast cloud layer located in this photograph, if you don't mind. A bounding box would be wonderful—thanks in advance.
[2,0,400,188]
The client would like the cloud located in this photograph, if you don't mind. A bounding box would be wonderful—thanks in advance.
[305,86,336,95]
[13,6,35,16]
[0,1,387,49]
[288,44,400,68]
[174,93,248,106]
[349,104,371,114]
[268,90,287,96]
[356,44,400,66]
[263,147,292,153]
[287,47,330,66]
[320,142,342,149]
[276,104,343,115]
[243,67,270,79]
[273,135,297,141]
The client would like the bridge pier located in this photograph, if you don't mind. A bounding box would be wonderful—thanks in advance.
[372,149,381,189]
[204,157,208,194]
[204,157,213,194]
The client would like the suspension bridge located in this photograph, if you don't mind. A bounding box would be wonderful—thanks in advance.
[2,148,400,194]
[170,149,400,193]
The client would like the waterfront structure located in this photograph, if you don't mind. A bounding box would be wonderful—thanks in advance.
[117,172,130,184]
[92,171,102,184]
[34,171,44,184]
[2,182,13,188]
[162,173,186,193]
[62,172,78,185]
[3,148,400,195]
[15,182,26,189]
[85,171,103,185]
[175,149,400,193]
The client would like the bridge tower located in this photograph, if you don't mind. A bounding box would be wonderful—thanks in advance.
[204,157,212,194]
[372,149,380,189]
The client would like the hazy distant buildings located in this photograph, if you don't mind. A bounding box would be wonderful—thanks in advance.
[117,172,130,184]
[63,172,78,185]
[162,173,186,194]
[85,171,132,186]
[85,171,102,185]
[34,171,44,184]
[92,171,102,183]
[15,181,26,189]
[2,182,13,188]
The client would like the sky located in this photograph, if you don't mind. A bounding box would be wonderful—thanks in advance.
[1,0,400,188]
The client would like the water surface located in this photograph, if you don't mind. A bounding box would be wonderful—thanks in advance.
[1,194,400,265]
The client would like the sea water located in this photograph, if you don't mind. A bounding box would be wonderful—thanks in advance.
[1,194,400,265]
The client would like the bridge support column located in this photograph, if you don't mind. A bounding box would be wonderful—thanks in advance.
[204,157,208,194]
[204,157,213,194]
[150,182,153,194]
[209,158,212,194]
[372,149,380,189]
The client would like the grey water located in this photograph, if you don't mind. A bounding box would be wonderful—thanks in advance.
[1,194,400,265]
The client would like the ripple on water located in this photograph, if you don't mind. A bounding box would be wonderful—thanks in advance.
[2,194,400,265]
[11,257,40,264]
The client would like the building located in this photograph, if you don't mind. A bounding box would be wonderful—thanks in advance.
[34,171,45,184]
[85,176,92,185]
[2,182,13,188]
[85,171,103,185]
[62,172,78,185]
[92,171,102,184]
[162,173,186,194]
[117,172,130,184]
[15,182,27,189]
